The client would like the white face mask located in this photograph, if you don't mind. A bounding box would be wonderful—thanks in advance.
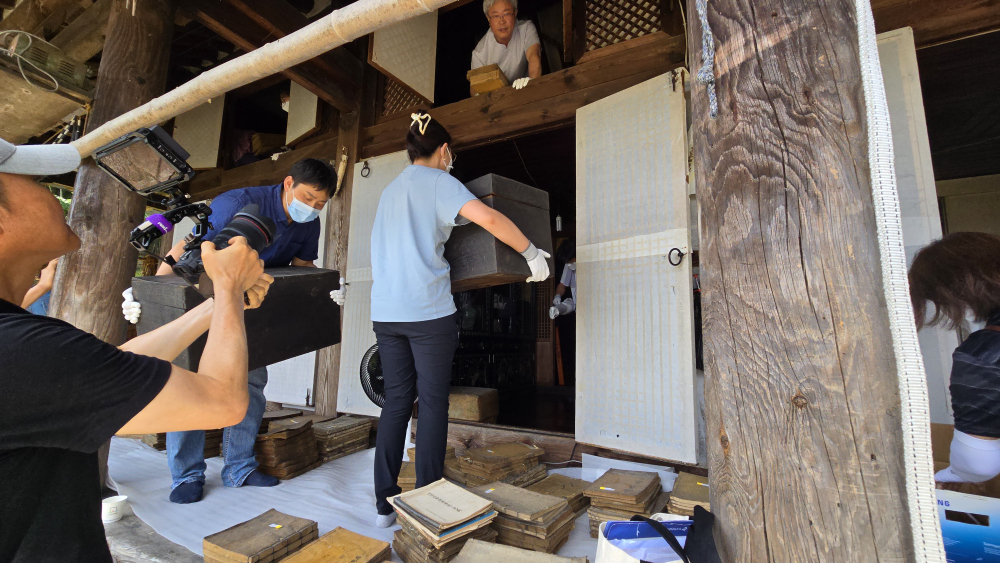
[444,146,455,174]
[281,100,290,113]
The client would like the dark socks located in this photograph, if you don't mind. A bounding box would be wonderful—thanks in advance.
[241,470,278,487]
[169,481,204,504]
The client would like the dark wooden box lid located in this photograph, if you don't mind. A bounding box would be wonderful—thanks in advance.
[464,174,550,210]
[132,267,338,308]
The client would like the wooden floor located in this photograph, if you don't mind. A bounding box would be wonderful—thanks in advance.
[496,386,576,434]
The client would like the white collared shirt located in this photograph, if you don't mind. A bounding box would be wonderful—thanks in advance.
[471,19,540,82]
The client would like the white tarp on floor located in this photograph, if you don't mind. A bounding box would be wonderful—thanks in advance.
[108,437,598,562]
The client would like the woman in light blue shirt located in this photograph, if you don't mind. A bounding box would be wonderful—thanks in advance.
[370,111,549,526]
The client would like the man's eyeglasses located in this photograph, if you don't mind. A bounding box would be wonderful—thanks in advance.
[489,11,515,23]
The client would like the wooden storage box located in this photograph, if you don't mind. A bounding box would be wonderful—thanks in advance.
[445,174,553,293]
[449,386,500,422]
[132,267,340,371]
[467,64,509,94]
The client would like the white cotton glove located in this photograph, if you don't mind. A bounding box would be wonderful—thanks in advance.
[550,298,575,319]
[330,277,346,306]
[122,287,141,325]
[513,77,531,90]
[520,243,550,283]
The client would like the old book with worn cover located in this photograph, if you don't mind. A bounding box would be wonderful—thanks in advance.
[281,527,390,563]
[452,539,589,563]
[203,509,318,563]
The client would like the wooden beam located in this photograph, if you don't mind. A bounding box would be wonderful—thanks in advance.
[0,0,75,34]
[49,0,177,488]
[687,0,914,560]
[50,0,113,63]
[186,136,341,200]
[313,110,360,417]
[360,32,686,159]
[872,0,1000,47]
[227,0,362,91]
[180,0,359,112]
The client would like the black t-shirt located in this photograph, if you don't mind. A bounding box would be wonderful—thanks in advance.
[0,299,172,562]
[951,310,1000,438]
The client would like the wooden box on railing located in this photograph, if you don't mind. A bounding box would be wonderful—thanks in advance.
[467,64,510,94]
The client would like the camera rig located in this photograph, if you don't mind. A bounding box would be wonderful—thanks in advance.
[127,187,214,268]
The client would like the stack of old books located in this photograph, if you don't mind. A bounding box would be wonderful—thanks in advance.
[407,445,457,463]
[455,443,547,487]
[313,416,372,462]
[526,474,592,517]
[454,539,589,563]
[667,472,710,516]
[203,509,318,563]
[471,483,576,554]
[400,462,417,493]
[254,420,320,480]
[391,479,498,563]
[140,429,223,458]
[267,414,335,433]
[584,469,664,538]
[258,409,303,434]
[282,527,390,563]
[402,446,458,492]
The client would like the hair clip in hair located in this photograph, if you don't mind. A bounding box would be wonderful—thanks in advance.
[410,112,432,135]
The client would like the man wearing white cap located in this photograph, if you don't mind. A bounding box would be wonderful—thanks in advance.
[0,137,273,563]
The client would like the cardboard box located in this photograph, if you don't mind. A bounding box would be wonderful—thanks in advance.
[132,267,341,371]
[446,174,553,293]
[937,490,1000,562]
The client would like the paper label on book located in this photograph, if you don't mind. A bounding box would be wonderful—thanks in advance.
[270,524,283,529]
[698,482,709,487]
[600,487,615,491]
[485,488,495,494]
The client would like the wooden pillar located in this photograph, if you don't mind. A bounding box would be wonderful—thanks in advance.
[314,61,377,417]
[313,110,360,417]
[687,0,913,561]
[48,0,176,486]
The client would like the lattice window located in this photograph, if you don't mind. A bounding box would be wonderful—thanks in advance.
[535,281,553,341]
[381,77,424,118]
[585,0,662,51]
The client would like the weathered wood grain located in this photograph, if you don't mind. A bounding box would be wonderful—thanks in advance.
[314,109,362,417]
[50,0,176,346]
[687,0,912,561]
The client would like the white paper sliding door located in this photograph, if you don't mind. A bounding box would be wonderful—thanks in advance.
[337,151,411,417]
[575,70,697,463]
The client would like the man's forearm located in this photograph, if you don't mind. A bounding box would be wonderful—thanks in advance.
[21,283,50,309]
[119,298,214,361]
[198,286,249,398]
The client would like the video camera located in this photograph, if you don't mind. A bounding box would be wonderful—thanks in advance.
[94,125,276,296]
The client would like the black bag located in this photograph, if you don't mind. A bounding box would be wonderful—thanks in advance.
[629,506,722,563]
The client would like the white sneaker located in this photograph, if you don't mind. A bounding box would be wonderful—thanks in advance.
[374,512,397,528]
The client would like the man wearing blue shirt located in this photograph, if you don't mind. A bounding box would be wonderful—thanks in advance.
[128,158,338,504]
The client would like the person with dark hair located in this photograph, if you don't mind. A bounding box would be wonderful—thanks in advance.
[366,111,549,527]
[909,231,1000,487]
[123,157,346,504]
[0,137,271,562]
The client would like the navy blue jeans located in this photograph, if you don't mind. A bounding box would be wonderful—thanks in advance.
[373,314,459,515]
[166,366,268,488]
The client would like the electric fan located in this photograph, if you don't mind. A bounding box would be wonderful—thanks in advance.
[360,344,385,407]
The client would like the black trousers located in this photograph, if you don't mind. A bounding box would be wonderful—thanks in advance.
[373,313,459,515]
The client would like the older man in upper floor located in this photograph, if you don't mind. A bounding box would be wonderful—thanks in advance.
[470,0,542,95]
